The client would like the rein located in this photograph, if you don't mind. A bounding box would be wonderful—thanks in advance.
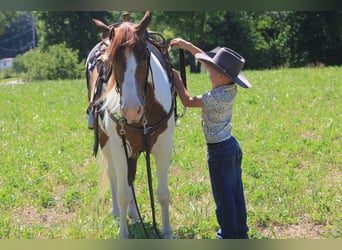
[87,58,112,157]
[176,48,187,119]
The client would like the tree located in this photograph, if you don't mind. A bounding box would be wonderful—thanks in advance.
[0,11,17,34]
[33,11,342,71]
[13,43,83,81]
[150,11,224,72]
[0,12,37,58]
[35,11,117,61]
[243,11,293,69]
[286,11,342,67]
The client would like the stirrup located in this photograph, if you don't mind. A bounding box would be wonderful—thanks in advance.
[88,112,94,130]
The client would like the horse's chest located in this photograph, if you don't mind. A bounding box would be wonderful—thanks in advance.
[115,122,167,158]
[115,90,169,158]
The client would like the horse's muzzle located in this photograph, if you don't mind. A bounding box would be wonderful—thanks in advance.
[121,105,143,124]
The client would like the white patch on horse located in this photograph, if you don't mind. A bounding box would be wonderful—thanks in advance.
[100,74,120,116]
[121,50,144,123]
[148,53,172,112]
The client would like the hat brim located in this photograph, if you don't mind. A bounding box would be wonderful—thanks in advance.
[195,52,252,88]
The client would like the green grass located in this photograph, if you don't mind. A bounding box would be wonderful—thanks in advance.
[0,66,341,239]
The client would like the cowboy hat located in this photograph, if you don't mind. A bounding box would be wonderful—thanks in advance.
[195,47,252,88]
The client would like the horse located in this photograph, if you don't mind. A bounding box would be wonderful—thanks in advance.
[85,11,175,239]
[85,20,126,221]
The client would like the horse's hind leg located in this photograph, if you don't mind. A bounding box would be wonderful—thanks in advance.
[126,158,140,223]
[127,192,140,223]
[102,142,120,217]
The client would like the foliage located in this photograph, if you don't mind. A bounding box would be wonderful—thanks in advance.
[242,11,292,69]
[0,11,17,35]
[2,11,342,75]
[13,43,84,81]
[149,11,342,70]
[0,67,341,239]
[0,11,37,58]
[286,11,342,67]
[0,67,14,79]
[35,11,117,61]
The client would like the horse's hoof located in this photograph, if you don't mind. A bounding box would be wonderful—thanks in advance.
[112,208,120,217]
[128,206,140,224]
[118,228,129,239]
[130,217,141,224]
[163,232,173,239]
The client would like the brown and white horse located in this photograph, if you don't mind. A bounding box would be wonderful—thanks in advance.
[86,11,175,239]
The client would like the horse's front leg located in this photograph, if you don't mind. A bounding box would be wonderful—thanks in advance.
[117,178,131,239]
[153,138,173,239]
[109,140,130,239]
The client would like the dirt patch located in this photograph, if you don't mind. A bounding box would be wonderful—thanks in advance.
[0,80,25,85]
[257,222,326,239]
[14,205,76,227]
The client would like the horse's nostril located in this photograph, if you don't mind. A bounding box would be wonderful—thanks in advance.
[121,107,127,116]
[137,105,143,115]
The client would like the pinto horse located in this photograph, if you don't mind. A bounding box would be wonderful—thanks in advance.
[86,11,175,239]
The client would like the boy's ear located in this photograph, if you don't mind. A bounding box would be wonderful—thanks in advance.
[222,74,234,83]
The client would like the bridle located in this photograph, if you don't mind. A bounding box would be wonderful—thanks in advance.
[109,34,175,144]
[113,38,152,119]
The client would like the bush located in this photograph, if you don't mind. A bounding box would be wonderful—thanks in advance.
[13,43,84,81]
[0,68,14,79]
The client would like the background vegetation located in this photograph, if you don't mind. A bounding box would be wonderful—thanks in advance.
[0,67,340,239]
[0,11,341,81]
[13,43,83,81]
[0,10,340,239]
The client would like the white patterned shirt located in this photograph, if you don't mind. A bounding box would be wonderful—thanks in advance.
[201,84,237,144]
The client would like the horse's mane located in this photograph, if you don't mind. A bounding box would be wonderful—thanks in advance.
[105,22,138,63]
[99,22,140,111]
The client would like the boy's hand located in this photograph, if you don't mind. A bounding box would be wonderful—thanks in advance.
[168,38,189,52]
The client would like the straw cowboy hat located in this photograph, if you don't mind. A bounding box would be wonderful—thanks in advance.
[195,47,252,88]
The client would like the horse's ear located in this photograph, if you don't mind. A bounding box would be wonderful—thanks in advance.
[92,19,111,33]
[136,11,152,38]
[92,18,113,44]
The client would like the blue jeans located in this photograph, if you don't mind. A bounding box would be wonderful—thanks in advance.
[207,136,248,239]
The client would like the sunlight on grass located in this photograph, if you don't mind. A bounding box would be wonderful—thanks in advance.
[0,67,341,239]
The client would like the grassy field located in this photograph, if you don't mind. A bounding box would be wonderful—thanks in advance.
[0,66,341,239]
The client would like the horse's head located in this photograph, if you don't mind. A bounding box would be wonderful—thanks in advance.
[105,11,152,124]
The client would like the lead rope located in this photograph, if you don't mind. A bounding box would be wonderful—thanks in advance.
[143,117,162,239]
[176,49,187,119]
[119,126,150,238]
[140,54,162,239]
[118,54,162,238]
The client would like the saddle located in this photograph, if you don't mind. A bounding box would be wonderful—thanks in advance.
[145,32,174,83]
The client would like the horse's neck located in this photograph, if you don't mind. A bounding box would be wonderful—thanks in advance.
[147,53,173,115]
[147,41,173,83]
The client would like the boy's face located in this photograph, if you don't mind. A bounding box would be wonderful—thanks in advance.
[207,65,232,87]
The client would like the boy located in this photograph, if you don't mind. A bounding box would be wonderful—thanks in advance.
[170,38,251,239]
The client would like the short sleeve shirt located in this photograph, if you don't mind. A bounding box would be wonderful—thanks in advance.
[201,84,237,144]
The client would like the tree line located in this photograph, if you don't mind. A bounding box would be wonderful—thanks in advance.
[0,11,341,80]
